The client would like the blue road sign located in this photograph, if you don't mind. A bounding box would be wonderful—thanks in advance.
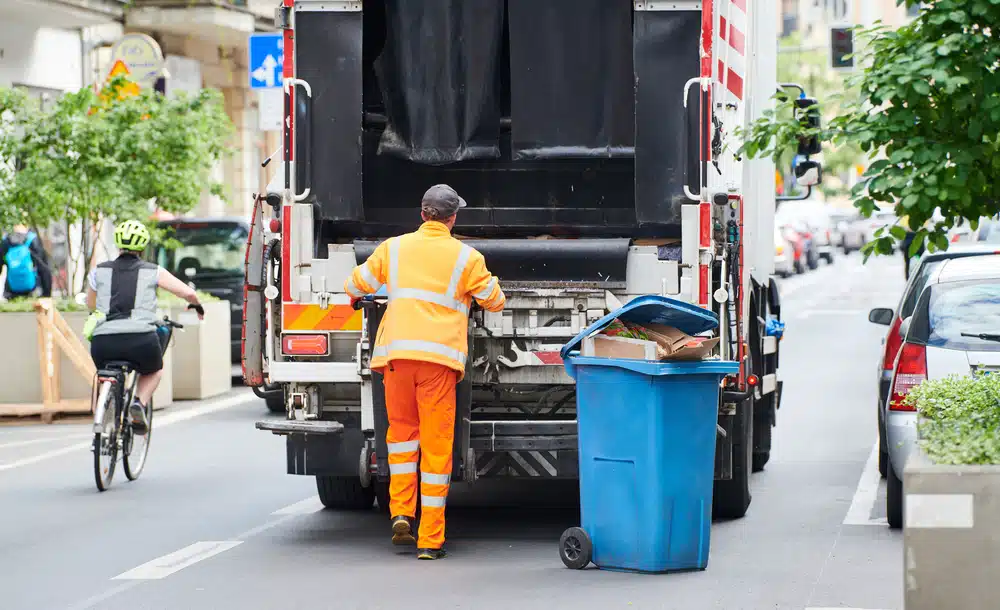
[248,33,283,89]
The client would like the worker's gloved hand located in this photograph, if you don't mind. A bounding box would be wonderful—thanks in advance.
[350,296,362,310]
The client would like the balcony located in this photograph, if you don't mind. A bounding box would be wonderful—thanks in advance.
[0,0,127,28]
[125,0,274,47]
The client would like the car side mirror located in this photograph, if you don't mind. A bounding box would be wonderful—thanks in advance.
[868,307,894,326]
[795,97,822,156]
[795,160,823,187]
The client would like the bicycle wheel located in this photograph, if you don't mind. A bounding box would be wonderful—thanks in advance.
[93,388,118,492]
[123,397,153,481]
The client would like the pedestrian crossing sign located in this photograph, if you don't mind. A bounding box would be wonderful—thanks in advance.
[104,60,140,98]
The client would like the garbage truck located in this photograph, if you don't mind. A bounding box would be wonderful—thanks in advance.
[245,0,823,519]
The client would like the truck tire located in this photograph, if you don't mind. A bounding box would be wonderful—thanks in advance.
[265,391,285,414]
[751,401,772,473]
[316,475,375,510]
[713,396,753,520]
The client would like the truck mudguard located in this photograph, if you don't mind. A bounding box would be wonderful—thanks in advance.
[242,195,266,388]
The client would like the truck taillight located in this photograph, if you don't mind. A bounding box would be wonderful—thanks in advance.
[881,316,903,371]
[889,342,926,412]
[281,333,329,356]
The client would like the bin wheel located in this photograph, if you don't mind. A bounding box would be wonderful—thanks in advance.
[559,527,592,570]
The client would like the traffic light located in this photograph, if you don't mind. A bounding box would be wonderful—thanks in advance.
[831,27,854,69]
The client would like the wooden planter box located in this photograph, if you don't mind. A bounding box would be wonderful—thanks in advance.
[904,452,1000,610]
[169,301,232,400]
[0,310,173,413]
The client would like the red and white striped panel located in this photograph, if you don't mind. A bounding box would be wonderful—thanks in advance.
[715,0,748,105]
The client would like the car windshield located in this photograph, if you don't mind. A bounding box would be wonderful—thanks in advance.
[156,223,248,280]
[916,280,1000,352]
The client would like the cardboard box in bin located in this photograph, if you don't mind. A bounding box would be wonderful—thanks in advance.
[644,324,720,361]
[582,334,666,360]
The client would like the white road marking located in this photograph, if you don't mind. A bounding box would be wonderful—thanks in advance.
[112,541,243,580]
[0,434,89,449]
[0,392,253,473]
[843,442,886,526]
[272,496,324,515]
[807,607,892,610]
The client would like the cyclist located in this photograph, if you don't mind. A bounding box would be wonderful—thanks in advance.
[85,220,205,433]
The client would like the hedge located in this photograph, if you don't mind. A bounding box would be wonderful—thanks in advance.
[909,373,1000,466]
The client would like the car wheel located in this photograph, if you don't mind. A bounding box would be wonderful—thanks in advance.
[886,461,904,529]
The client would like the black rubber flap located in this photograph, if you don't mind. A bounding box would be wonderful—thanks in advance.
[507,0,634,160]
[296,10,363,221]
[354,238,630,283]
[634,10,702,225]
[374,0,504,165]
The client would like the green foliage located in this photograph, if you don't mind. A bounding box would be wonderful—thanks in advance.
[740,0,1000,257]
[0,76,233,235]
[0,298,86,313]
[908,373,1000,466]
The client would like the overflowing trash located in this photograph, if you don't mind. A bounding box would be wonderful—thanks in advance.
[582,317,720,361]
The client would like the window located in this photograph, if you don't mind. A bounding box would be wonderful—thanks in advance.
[156,223,248,280]
[913,280,1000,352]
[906,3,922,18]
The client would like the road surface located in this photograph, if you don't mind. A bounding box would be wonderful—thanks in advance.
[1,251,905,610]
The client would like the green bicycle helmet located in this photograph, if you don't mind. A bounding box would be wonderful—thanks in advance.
[114,220,151,252]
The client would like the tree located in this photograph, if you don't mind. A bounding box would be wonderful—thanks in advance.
[741,0,1000,256]
[0,77,232,290]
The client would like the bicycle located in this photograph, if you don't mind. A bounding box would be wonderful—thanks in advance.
[92,316,183,492]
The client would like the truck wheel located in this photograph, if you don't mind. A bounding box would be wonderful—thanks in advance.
[265,392,285,414]
[713,396,753,519]
[374,480,390,514]
[316,475,375,510]
[751,400,772,473]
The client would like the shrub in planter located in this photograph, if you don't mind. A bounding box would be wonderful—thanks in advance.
[904,373,1000,610]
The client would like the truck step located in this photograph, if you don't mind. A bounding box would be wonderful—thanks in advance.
[255,420,345,436]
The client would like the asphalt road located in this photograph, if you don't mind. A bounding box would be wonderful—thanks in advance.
[1,250,906,610]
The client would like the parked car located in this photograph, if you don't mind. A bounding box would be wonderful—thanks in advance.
[868,244,1000,478]
[774,230,795,277]
[977,219,1000,243]
[803,207,836,264]
[864,210,899,252]
[154,218,250,365]
[868,255,1000,529]
[829,209,866,253]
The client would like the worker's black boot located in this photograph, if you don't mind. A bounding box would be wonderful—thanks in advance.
[417,548,447,560]
[391,516,416,546]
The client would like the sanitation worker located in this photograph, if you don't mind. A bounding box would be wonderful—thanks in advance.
[344,184,506,560]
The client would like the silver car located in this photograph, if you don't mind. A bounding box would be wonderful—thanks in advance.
[871,256,1000,529]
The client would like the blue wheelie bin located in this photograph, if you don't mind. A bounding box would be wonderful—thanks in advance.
[558,295,739,573]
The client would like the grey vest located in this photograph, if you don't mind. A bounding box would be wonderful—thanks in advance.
[92,256,160,336]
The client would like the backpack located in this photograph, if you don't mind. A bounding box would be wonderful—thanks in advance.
[5,232,38,293]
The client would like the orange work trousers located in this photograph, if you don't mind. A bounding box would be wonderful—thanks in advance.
[383,359,457,549]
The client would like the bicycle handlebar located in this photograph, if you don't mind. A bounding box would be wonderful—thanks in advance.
[159,318,184,330]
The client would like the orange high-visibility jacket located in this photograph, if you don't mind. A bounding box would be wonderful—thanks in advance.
[345,221,506,380]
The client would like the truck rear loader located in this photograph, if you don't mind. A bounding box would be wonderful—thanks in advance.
[245,0,822,520]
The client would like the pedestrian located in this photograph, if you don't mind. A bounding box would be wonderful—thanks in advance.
[0,224,52,300]
[344,184,506,560]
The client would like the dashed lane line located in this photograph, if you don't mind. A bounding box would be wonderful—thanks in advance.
[112,541,244,580]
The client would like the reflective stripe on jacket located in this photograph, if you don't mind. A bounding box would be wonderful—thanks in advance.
[345,221,506,379]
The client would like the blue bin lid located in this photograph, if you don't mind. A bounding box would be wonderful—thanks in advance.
[564,355,740,379]
[559,295,720,360]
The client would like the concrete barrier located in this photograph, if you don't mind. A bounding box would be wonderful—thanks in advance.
[904,451,1000,610]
